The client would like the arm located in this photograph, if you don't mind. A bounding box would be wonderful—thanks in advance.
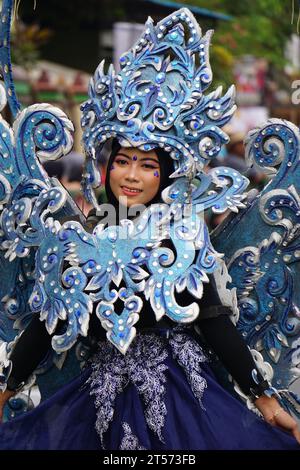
[6,316,53,390]
[0,315,53,421]
[198,314,300,443]
[0,389,15,421]
[0,304,106,421]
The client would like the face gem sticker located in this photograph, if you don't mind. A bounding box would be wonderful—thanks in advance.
[133,155,138,161]
[154,171,159,177]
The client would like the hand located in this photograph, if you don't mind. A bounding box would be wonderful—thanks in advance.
[254,395,300,444]
[0,389,16,422]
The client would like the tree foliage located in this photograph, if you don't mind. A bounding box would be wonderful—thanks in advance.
[176,0,295,87]
[14,0,296,83]
[11,22,52,69]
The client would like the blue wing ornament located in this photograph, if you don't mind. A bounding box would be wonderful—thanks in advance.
[0,0,87,406]
[212,119,300,415]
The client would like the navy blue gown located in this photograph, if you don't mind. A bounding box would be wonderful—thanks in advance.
[0,328,299,450]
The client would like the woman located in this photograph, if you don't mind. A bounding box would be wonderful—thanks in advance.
[0,142,299,450]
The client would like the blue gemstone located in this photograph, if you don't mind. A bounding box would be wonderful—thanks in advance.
[161,254,168,261]
[269,281,277,288]
[48,254,57,263]
[127,120,134,127]
[60,231,69,240]
[9,398,23,411]
[156,72,166,84]
[129,105,135,112]
[121,291,127,298]
[49,200,55,206]
[120,57,126,63]
[119,332,125,338]
[170,194,178,199]
[88,260,96,268]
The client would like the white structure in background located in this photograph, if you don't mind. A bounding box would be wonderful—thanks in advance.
[285,34,300,73]
[113,22,145,71]
[228,106,269,135]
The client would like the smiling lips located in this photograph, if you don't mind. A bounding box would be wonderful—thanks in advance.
[121,186,143,196]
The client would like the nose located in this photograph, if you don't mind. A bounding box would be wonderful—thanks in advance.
[125,163,139,182]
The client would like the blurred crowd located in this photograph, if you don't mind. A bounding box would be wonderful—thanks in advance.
[42,151,106,217]
[206,128,268,230]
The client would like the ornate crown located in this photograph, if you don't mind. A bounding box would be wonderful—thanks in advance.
[81,8,237,208]
[0,4,247,355]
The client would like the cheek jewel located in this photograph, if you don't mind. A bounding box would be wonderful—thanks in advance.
[133,155,138,161]
[154,171,159,177]
[110,165,115,170]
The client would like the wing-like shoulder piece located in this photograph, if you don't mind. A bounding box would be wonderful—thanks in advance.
[212,119,300,414]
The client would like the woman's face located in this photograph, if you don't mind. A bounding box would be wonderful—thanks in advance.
[109,147,161,207]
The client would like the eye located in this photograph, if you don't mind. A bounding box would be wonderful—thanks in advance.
[142,163,157,169]
[142,161,159,170]
[115,158,128,166]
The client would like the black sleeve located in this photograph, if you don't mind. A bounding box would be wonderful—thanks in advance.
[7,316,53,391]
[6,307,106,391]
[198,313,264,397]
[196,272,231,319]
[194,272,266,397]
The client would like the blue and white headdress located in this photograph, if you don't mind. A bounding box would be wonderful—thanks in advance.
[81,8,243,211]
[0,6,247,356]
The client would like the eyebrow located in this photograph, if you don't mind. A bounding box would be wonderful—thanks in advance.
[116,153,159,163]
[140,157,159,163]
